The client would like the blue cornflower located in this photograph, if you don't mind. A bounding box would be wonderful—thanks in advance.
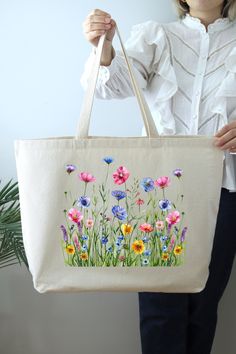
[111,190,127,201]
[81,234,88,241]
[116,240,122,247]
[106,245,113,253]
[111,205,127,220]
[103,156,114,164]
[160,235,168,242]
[142,236,150,243]
[142,258,149,266]
[159,199,172,211]
[162,245,168,252]
[144,249,151,256]
[117,235,124,241]
[82,244,88,251]
[77,195,90,208]
[140,177,155,192]
[101,235,108,245]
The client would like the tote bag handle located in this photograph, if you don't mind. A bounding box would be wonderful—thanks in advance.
[76,25,160,139]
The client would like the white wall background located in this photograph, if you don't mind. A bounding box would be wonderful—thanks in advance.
[0,0,235,353]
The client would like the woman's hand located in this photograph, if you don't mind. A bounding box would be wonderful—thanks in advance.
[214,121,236,153]
[82,9,116,47]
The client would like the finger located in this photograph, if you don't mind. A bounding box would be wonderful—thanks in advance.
[83,22,112,33]
[86,30,106,41]
[215,121,236,137]
[88,9,111,18]
[215,123,231,138]
[85,14,111,24]
[214,127,236,146]
[215,134,236,150]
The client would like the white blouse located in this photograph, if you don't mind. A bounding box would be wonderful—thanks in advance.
[80,13,236,192]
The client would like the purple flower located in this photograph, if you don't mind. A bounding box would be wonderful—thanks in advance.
[77,196,90,208]
[173,168,183,178]
[140,177,155,192]
[65,164,76,174]
[111,205,127,220]
[111,190,127,201]
[77,221,82,235]
[167,223,172,235]
[159,199,172,211]
[60,225,68,242]
[103,156,114,164]
[181,227,188,242]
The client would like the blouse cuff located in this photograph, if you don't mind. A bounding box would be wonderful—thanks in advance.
[80,48,123,89]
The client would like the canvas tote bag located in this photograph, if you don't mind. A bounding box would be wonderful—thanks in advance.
[14,26,224,294]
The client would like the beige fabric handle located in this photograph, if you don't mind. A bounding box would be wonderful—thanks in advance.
[76,25,160,139]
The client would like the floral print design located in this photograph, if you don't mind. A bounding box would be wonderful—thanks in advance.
[60,158,187,267]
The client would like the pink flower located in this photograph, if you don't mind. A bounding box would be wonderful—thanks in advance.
[112,166,130,185]
[156,220,164,230]
[166,211,181,225]
[86,218,94,228]
[78,172,96,183]
[139,223,154,233]
[72,235,81,250]
[170,236,176,246]
[154,176,170,189]
[68,208,83,223]
[168,236,176,252]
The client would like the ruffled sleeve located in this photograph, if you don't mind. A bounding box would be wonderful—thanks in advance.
[208,46,236,192]
[80,20,159,99]
[139,23,178,135]
[209,46,236,130]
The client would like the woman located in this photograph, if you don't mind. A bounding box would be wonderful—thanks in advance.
[81,1,236,353]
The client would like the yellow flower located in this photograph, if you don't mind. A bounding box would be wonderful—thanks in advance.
[66,244,75,255]
[174,246,183,255]
[121,223,133,235]
[80,252,88,261]
[132,240,145,255]
[162,252,169,261]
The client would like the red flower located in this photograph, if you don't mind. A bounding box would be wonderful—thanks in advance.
[139,223,154,233]
[136,198,144,206]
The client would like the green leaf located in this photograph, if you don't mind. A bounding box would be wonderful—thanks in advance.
[0,179,28,269]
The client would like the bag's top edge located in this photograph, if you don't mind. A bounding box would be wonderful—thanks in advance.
[14,135,214,142]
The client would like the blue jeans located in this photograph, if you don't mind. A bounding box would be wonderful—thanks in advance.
[138,188,236,354]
